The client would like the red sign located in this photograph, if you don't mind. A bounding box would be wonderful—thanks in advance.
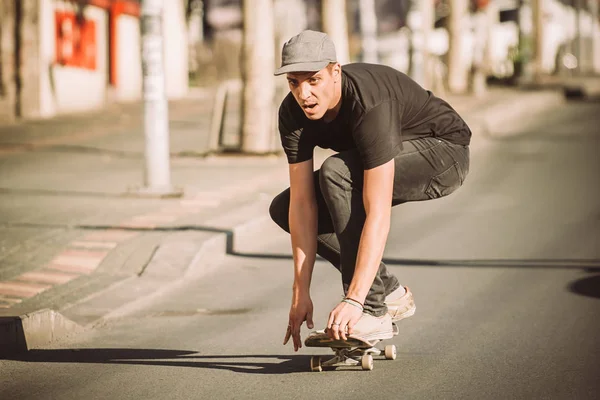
[55,11,97,70]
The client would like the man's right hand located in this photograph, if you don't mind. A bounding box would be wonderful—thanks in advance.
[283,292,314,352]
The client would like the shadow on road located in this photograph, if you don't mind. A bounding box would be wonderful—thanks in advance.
[232,252,600,301]
[10,222,599,274]
[1,348,315,374]
[567,272,600,300]
[230,252,600,271]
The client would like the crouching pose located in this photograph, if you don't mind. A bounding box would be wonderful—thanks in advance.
[269,31,470,351]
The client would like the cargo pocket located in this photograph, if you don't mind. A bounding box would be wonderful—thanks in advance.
[425,162,461,199]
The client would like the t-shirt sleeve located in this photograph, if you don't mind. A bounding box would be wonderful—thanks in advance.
[352,101,402,170]
[278,102,315,164]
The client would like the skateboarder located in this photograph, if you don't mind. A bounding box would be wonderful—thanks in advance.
[269,30,470,351]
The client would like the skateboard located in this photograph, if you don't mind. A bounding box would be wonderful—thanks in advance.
[304,323,399,372]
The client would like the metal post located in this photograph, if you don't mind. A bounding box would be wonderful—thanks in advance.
[140,0,176,195]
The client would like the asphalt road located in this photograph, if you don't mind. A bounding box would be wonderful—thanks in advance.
[1,100,599,399]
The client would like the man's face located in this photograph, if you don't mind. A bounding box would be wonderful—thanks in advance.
[286,64,340,121]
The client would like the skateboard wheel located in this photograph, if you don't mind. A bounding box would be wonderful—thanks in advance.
[384,345,397,360]
[361,354,373,371]
[310,356,322,372]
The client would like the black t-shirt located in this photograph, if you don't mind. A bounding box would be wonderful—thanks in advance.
[278,63,471,170]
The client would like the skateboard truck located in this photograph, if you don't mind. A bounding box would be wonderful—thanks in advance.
[309,344,397,372]
[305,325,399,372]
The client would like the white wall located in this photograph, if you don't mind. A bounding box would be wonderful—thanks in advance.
[36,0,189,117]
[116,14,142,102]
[39,0,108,115]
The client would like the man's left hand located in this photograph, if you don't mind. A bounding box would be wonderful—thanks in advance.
[327,301,363,341]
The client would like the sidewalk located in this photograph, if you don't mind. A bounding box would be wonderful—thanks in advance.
[0,82,566,355]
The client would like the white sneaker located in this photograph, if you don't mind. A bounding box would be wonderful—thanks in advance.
[350,312,394,342]
[385,286,416,322]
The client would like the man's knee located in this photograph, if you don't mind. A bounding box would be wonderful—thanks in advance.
[318,155,349,194]
[269,190,290,232]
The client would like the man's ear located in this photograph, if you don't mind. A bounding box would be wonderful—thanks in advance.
[333,63,341,81]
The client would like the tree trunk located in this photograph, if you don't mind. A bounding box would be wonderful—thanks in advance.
[241,0,275,154]
[358,0,377,63]
[419,0,434,89]
[447,0,470,94]
[274,0,307,103]
[322,0,350,64]
[591,0,600,74]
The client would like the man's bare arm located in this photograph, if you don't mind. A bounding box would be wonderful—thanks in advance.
[283,159,318,351]
[288,159,318,294]
[346,159,395,304]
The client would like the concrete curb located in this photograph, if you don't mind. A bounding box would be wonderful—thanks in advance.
[0,309,82,356]
[0,186,281,355]
[91,196,274,323]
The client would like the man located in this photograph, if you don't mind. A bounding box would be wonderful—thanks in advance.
[269,30,470,352]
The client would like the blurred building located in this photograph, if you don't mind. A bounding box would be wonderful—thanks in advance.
[0,0,188,122]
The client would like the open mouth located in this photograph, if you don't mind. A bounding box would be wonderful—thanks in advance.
[303,104,317,112]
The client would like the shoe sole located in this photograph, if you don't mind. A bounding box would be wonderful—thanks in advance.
[352,330,395,342]
[389,304,416,323]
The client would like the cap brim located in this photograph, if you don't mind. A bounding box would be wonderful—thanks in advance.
[274,61,331,76]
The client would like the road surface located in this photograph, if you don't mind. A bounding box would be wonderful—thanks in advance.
[1,100,599,399]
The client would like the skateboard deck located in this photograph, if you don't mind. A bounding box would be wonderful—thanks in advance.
[304,324,399,372]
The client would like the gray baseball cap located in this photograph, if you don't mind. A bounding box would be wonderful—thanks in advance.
[274,30,337,76]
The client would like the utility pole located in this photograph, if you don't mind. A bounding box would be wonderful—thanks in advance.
[140,0,175,195]
[241,0,276,154]
[358,0,378,64]
[447,0,470,93]
[322,0,350,65]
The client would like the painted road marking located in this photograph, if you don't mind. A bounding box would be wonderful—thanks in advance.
[70,241,118,249]
[49,255,103,270]
[0,296,22,304]
[0,296,22,309]
[47,249,107,273]
[17,270,80,285]
[60,249,109,258]
[83,229,138,242]
[0,281,51,298]
[47,263,96,275]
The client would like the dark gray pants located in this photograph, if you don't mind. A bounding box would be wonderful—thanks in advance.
[269,137,470,316]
